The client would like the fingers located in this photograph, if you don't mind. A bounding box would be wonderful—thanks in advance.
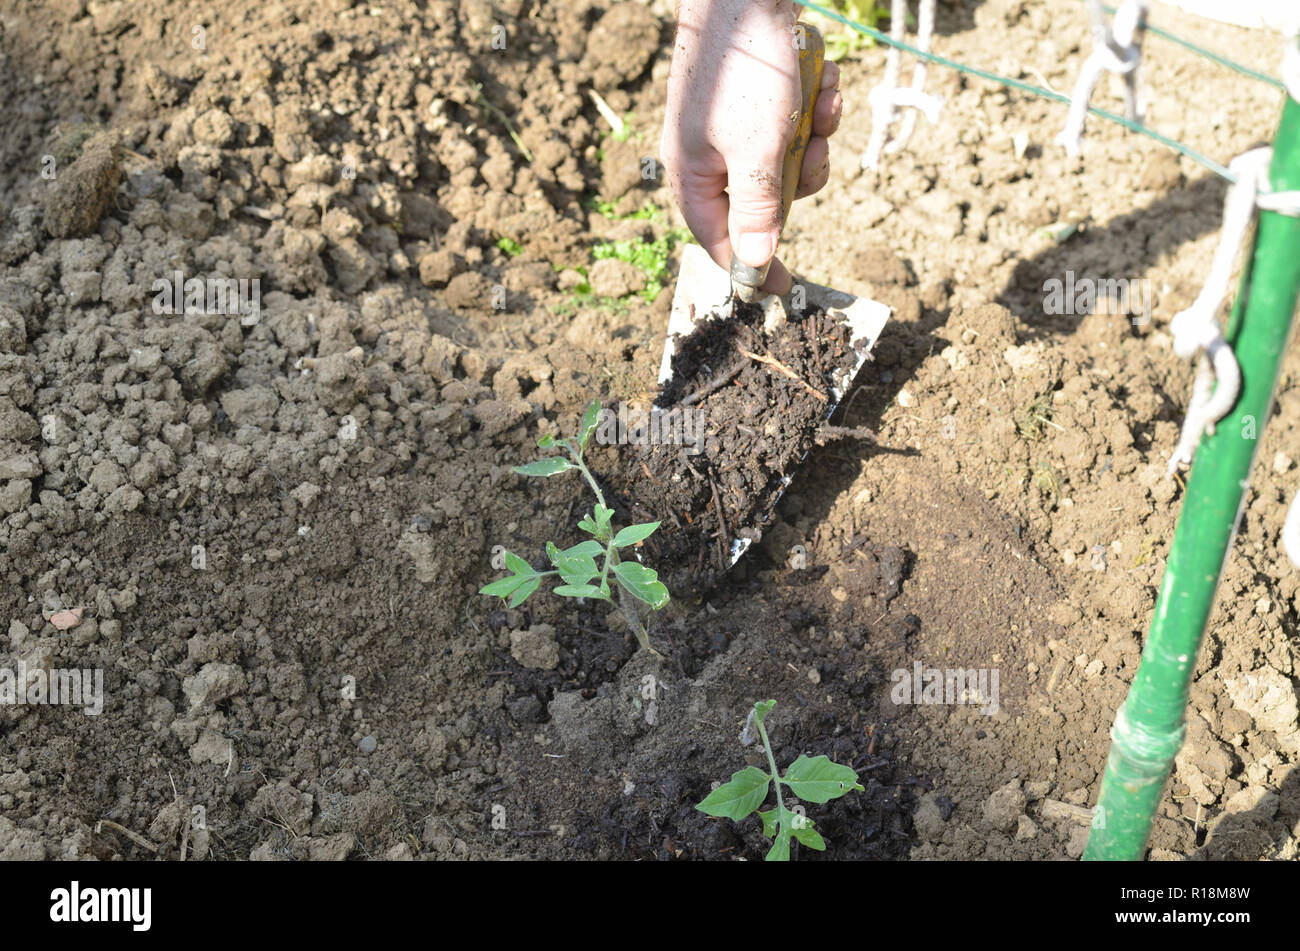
[792,62,839,200]
[813,61,842,138]
[668,161,734,274]
[794,135,830,199]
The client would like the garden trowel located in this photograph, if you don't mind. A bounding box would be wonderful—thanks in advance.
[659,23,892,568]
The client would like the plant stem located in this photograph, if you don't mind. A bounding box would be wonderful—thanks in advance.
[570,452,607,510]
[569,447,658,653]
[755,711,789,833]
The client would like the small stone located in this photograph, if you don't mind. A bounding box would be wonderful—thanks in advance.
[1273,451,1293,474]
[49,607,84,631]
[358,735,377,755]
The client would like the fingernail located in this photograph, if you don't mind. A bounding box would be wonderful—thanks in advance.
[736,231,776,268]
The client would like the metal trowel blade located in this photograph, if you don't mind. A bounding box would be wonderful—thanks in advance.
[660,243,892,567]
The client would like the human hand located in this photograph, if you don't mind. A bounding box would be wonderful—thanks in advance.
[662,0,843,296]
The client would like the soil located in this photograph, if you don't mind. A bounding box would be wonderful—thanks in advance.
[621,300,869,601]
[1,0,1297,862]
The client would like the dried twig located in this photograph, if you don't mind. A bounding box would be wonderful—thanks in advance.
[679,359,746,407]
[738,348,827,401]
[96,819,159,854]
[707,469,730,570]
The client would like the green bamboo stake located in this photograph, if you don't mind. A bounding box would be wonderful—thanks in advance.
[1084,93,1300,861]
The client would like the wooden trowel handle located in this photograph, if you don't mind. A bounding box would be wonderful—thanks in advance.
[780,22,825,227]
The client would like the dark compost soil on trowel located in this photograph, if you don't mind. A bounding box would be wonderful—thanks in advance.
[619,301,868,600]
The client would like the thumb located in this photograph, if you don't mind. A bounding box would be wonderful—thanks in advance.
[727,162,785,270]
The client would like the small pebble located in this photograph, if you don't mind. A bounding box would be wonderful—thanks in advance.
[358,735,377,755]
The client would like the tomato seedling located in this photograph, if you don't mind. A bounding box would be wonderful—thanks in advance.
[697,700,864,860]
[480,399,670,653]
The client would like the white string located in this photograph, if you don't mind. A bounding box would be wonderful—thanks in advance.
[1057,0,1148,157]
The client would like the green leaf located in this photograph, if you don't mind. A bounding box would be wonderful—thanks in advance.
[758,809,779,839]
[765,826,791,862]
[537,433,556,450]
[479,574,530,599]
[560,540,604,559]
[507,575,541,608]
[553,583,609,600]
[782,755,864,804]
[695,766,770,820]
[612,561,670,609]
[791,824,826,851]
[593,504,614,540]
[753,699,776,729]
[546,541,599,586]
[513,457,575,478]
[577,399,602,452]
[503,551,536,577]
[577,517,598,536]
[612,521,660,548]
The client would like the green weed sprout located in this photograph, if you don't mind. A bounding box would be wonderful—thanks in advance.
[479,399,670,653]
[817,2,896,62]
[697,700,864,860]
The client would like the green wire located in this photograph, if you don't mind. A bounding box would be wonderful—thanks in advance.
[1094,2,1286,90]
[797,0,1238,181]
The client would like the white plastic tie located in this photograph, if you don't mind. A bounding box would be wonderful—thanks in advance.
[1286,16,1300,104]
[1056,0,1148,157]
[885,0,940,156]
[1168,147,1295,475]
[863,0,942,170]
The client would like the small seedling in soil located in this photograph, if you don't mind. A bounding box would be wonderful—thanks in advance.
[480,399,670,653]
[697,700,863,860]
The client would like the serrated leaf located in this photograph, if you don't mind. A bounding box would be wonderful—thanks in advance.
[577,399,602,452]
[695,766,770,820]
[612,521,660,548]
[553,583,609,600]
[506,575,541,608]
[791,824,826,851]
[782,754,864,804]
[537,433,556,450]
[513,457,575,478]
[612,561,670,609]
[765,826,791,862]
[758,809,779,839]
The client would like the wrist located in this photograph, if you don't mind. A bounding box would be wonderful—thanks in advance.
[676,0,796,32]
